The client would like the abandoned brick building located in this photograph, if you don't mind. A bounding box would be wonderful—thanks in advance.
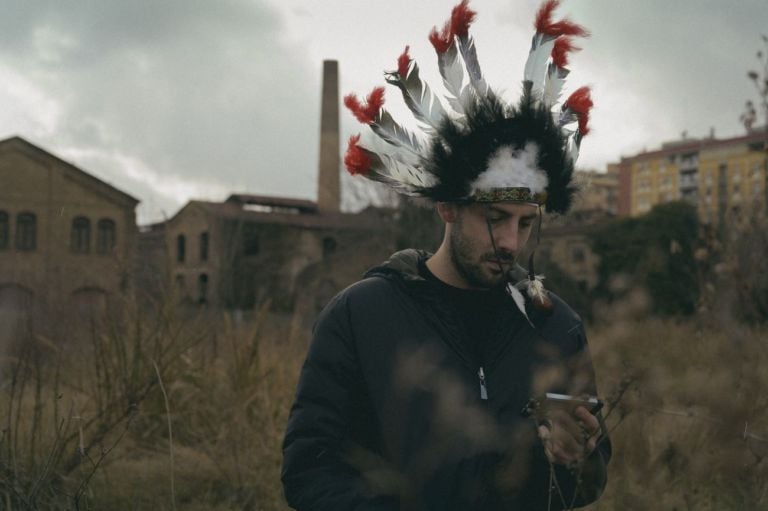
[137,60,398,314]
[146,193,393,312]
[0,136,139,342]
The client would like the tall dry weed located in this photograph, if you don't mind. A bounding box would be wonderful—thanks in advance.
[3,280,767,509]
[85,302,303,510]
[585,292,768,509]
[1,294,208,509]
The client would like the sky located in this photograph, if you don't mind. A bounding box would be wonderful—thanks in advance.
[0,0,766,224]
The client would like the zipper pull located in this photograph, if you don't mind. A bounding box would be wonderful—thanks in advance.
[478,366,488,401]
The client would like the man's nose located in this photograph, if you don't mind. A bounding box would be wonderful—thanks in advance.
[493,222,520,254]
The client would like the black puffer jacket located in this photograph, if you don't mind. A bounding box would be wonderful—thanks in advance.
[282,250,610,510]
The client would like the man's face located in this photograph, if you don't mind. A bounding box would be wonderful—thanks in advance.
[447,202,538,289]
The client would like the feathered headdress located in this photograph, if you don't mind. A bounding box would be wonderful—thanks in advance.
[343,0,593,214]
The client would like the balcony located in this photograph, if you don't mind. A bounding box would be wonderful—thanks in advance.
[678,152,699,171]
[679,171,698,190]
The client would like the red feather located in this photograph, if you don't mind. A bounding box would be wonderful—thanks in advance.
[397,46,411,77]
[343,87,385,125]
[534,0,589,37]
[564,86,593,135]
[344,135,371,175]
[545,20,589,37]
[535,0,559,32]
[429,21,453,53]
[551,37,580,68]
[450,0,476,38]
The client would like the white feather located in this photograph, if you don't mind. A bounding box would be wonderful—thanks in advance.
[437,45,466,114]
[506,282,533,326]
[358,141,437,193]
[371,109,424,156]
[385,61,447,130]
[458,34,488,97]
[523,35,556,102]
[558,107,579,129]
[565,135,580,163]
[542,64,569,108]
[384,153,437,189]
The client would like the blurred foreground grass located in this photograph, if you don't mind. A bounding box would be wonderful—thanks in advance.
[2,295,767,510]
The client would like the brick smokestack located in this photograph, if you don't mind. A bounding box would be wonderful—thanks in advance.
[317,60,340,212]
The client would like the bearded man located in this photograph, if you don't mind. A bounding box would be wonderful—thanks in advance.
[282,1,610,509]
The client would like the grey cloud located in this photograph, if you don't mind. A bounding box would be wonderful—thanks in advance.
[575,0,768,139]
[0,0,320,222]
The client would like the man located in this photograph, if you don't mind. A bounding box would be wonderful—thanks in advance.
[282,1,610,509]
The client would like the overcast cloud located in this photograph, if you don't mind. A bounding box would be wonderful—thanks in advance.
[0,0,766,223]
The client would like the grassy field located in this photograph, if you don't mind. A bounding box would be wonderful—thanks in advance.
[2,293,767,510]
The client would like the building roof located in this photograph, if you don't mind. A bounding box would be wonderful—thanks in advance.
[167,199,390,231]
[225,193,318,213]
[620,129,767,164]
[0,135,140,206]
[574,170,619,184]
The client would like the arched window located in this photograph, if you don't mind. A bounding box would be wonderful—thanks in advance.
[200,232,209,261]
[0,283,34,311]
[16,212,36,251]
[71,217,91,253]
[174,274,187,302]
[198,273,208,304]
[0,211,8,249]
[243,233,259,256]
[322,237,337,259]
[177,234,186,262]
[97,218,116,254]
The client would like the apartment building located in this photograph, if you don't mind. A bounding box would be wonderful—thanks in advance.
[617,129,767,222]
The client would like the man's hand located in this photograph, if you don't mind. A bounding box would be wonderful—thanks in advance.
[537,406,601,465]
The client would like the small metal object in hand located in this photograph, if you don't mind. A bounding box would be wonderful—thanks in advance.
[521,392,603,420]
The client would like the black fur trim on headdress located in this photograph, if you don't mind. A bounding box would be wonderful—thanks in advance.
[422,90,577,214]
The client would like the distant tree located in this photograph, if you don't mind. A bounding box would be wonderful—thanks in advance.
[740,35,768,132]
[536,256,595,323]
[718,35,768,322]
[589,201,699,316]
[740,35,768,215]
[721,215,768,322]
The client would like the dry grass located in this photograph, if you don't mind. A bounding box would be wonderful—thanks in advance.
[85,314,302,511]
[1,299,303,510]
[2,289,767,510]
[586,293,768,510]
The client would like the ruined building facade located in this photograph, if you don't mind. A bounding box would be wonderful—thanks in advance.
[154,194,392,312]
[0,136,138,325]
[141,59,397,314]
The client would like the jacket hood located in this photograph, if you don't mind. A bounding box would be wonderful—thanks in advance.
[364,249,428,282]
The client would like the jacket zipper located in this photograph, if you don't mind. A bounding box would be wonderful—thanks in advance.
[478,366,488,401]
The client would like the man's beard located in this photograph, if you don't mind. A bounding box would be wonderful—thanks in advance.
[448,223,515,289]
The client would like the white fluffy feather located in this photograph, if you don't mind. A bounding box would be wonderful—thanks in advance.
[527,277,547,303]
[469,142,548,195]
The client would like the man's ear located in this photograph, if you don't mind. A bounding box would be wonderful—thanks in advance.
[436,202,459,223]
